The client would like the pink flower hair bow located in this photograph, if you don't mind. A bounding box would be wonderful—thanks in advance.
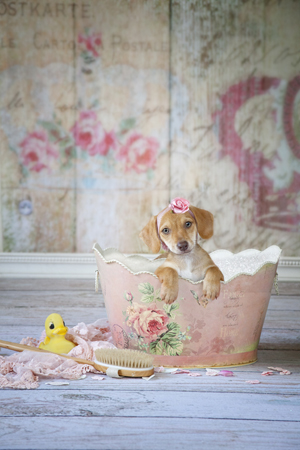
[156,198,195,251]
[169,198,190,214]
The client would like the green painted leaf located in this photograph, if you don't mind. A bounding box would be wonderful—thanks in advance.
[190,290,199,300]
[9,145,17,154]
[154,289,162,301]
[138,282,154,295]
[147,169,154,181]
[163,304,176,319]
[120,117,136,132]
[161,338,183,356]
[169,303,179,314]
[48,129,62,141]
[63,146,76,159]
[149,339,163,355]
[163,304,169,313]
[140,294,154,303]
[38,120,60,132]
[161,323,180,343]
[21,165,29,177]
[91,99,100,108]
[172,302,179,310]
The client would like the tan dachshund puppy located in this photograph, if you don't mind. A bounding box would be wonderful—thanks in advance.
[140,198,224,305]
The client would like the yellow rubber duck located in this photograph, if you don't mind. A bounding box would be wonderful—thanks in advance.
[39,313,76,354]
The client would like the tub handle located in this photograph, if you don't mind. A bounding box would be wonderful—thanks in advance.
[274,272,279,295]
[95,270,100,293]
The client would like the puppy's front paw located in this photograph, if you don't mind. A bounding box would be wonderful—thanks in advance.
[203,279,221,301]
[160,285,178,304]
[203,266,223,301]
[155,266,179,304]
[199,296,208,308]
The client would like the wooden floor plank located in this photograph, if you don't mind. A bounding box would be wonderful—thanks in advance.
[0,361,298,395]
[268,297,300,311]
[1,309,299,331]
[0,348,298,374]
[0,417,299,450]
[258,329,300,350]
[0,291,299,317]
[0,292,299,311]
[1,326,298,351]
[0,309,107,326]
[0,278,299,295]
[1,324,299,350]
[0,303,299,349]
[0,291,105,308]
[0,330,297,355]
[0,278,95,291]
[0,389,299,420]
[31,371,300,395]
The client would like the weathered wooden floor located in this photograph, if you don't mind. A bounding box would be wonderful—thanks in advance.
[0,279,299,450]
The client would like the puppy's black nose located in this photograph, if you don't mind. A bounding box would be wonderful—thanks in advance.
[177,241,188,252]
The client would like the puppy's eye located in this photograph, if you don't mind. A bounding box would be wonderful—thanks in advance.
[162,228,170,235]
[49,322,54,329]
[185,221,192,228]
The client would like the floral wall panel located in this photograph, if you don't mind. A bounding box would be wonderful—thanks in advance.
[73,0,171,251]
[2,188,75,252]
[0,0,171,252]
[76,189,170,253]
[170,0,300,256]
[0,1,77,251]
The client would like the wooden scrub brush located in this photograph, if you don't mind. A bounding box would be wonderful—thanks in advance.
[94,348,154,378]
[0,340,154,378]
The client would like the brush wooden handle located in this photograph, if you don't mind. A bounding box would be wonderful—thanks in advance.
[0,339,106,370]
[0,339,154,378]
[0,340,50,354]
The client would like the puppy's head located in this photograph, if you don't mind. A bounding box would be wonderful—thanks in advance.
[139,205,214,254]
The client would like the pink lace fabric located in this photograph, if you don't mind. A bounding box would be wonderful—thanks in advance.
[0,319,115,389]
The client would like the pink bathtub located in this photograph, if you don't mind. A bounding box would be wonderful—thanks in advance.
[93,244,281,368]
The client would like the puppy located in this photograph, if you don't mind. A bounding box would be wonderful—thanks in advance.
[139,198,224,304]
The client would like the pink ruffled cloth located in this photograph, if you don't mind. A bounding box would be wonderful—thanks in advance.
[0,319,115,389]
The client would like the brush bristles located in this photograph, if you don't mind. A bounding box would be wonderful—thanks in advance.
[95,348,154,368]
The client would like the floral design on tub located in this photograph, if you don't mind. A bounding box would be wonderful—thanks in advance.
[122,282,191,356]
[94,244,281,367]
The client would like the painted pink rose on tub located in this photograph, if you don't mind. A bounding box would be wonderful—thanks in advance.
[20,129,59,172]
[116,132,159,173]
[71,111,117,156]
[126,302,169,341]
[121,282,190,355]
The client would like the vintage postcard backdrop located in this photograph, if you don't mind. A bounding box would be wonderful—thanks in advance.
[0,0,299,255]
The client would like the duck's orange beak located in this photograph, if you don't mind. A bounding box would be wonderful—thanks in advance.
[53,326,68,335]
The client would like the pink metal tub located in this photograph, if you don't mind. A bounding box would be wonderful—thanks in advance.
[93,244,281,368]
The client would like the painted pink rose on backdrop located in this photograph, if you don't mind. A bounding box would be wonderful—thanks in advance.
[71,111,117,157]
[127,302,169,341]
[20,130,59,173]
[78,32,102,58]
[116,132,159,174]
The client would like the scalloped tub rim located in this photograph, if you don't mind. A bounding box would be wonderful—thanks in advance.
[92,243,282,285]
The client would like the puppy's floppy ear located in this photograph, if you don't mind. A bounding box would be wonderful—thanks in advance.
[139,216,161,253]
[189,206,214,240]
